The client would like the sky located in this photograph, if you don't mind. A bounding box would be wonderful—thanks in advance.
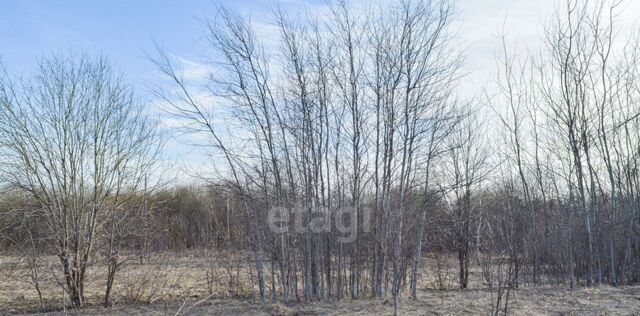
[1,0,639,183]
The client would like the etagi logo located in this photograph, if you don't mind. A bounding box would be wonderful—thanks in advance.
[267,206,371,243]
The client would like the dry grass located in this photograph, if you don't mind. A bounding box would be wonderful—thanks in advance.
[19,286,640,316]
[0,251,254,313]
[1,252,639,315]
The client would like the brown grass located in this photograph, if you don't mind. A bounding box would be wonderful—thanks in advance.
[1,252,639,315]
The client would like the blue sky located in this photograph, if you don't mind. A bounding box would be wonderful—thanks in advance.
[1,0,225,86]
[2,0,638,88]
[0,0,328,80]
[0,0,317,182]
[1,0,638,183]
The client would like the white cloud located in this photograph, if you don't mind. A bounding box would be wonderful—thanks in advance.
[175,55,212,81]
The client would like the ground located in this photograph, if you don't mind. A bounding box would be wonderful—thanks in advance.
[33,286,640,315]
[1,252,639,315]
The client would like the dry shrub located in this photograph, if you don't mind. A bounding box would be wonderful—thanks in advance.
[425,253,458,290]
[265,302,295,315]
[120,259,184,304]
[204,249,252,298]
[480,252,514,315]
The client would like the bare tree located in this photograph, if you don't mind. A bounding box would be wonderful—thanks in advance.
[447,112,491,289]
[0,55,162,308]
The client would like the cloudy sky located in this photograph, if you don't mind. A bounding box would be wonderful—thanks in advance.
[1,0,638,182]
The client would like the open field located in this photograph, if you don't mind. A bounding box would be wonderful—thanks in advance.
[2,252,639,315]
[23,285,640,316]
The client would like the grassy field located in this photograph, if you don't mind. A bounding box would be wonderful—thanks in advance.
[2,252,639,315]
